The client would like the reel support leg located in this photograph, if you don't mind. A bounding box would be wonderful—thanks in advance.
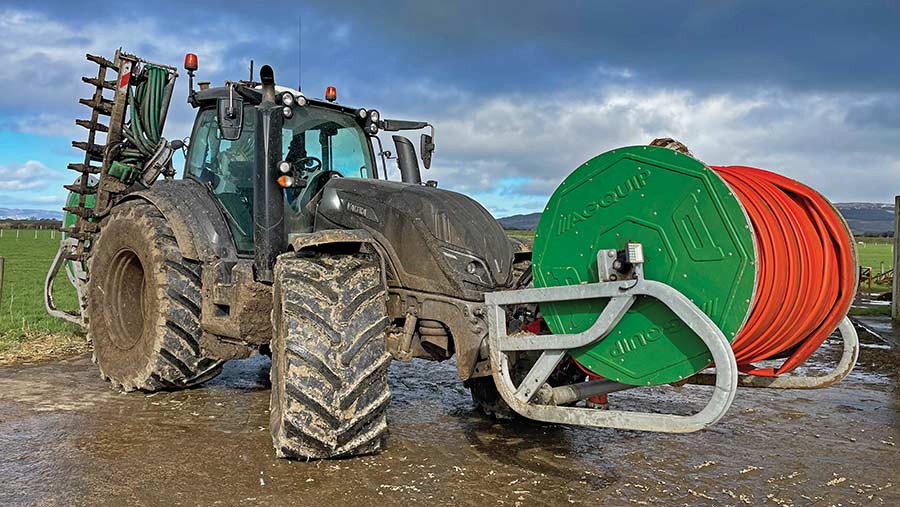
[684,317,858,390]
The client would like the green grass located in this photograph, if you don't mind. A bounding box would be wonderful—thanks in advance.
[505,229,535,239]
[0,229,83,355]
[855,238,893,270]
[855,236,894,293]
[848,305,891,317]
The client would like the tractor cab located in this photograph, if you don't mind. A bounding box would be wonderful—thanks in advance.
[181,60,437,273]
[185,86,380,252]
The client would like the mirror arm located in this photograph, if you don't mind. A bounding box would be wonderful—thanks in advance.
[371,134,389,179]
[381,119,430,131]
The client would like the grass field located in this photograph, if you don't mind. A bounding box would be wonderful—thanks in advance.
[856,239,893,270]
[0,228,85,360]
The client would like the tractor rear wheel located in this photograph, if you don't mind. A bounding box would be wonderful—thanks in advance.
[86,200,223,391]
[269,252,391,459]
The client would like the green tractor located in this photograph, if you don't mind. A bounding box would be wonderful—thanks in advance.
[47,50,860,460]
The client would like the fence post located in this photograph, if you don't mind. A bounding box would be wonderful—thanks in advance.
[893,196,900,323]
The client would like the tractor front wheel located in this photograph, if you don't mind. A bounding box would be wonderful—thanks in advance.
[269,252,391,459]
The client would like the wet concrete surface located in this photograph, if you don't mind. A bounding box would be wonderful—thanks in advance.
[853,315,900,349]
[0,333,898,507]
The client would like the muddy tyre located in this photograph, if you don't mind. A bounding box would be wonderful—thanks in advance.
[86,200,223,391]
[270,253,391,459]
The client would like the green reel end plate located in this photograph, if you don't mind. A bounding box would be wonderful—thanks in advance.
[533,146,756,386]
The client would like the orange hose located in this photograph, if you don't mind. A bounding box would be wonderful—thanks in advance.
[712,166,856,376]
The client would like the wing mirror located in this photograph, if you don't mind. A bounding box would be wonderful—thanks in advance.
[420,133,435,169]
[216,92,243,141]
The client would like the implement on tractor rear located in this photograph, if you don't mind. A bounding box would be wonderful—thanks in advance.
[482,144,859,432]
[45,50,179,326]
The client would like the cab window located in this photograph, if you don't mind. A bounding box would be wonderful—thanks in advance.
[185,106,256,253]
[281,106,374,231]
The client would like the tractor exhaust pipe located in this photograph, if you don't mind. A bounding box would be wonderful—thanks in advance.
[260,64,276,103]
[392,135,422,184]
[253,65,286,283]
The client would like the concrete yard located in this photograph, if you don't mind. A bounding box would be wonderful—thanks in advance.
[0,327,897,506]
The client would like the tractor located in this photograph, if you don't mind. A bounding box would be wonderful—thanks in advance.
[47,50,860,460]
[47,51,531,459]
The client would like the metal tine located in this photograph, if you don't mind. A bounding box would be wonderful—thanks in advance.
[78,97,114,115]
[67,163,101,174]
[63,183,97,194]
[72,141,105,155]
[81,76,116,90]
[75,119,109,133]
[85,53,116,69]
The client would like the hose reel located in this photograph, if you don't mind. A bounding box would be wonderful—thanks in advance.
[486,144,858,432]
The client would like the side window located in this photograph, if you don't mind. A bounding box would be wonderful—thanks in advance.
[186,107,256,253]
[328,129,371,178]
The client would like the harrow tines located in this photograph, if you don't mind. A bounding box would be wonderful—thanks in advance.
[75,119,109,133]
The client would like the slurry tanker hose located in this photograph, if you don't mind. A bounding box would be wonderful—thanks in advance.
[122,65,171,166]
[712,166,856,376]
[533,146,856,386]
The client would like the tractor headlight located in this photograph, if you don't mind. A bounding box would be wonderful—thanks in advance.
[357,108,367,118]
[278,161,291,174]
[282,106,293,119]
[441,248,492,287]
[365,109,380,134]
[296,95,307,106]
[281,92,294,107]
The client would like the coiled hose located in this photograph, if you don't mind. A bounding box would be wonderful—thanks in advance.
[713,165,856,376]
[121,65,171,167]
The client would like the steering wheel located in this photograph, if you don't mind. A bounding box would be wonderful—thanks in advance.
[296,156,322,174]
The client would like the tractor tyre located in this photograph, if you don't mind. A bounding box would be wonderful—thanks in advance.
[269,252,391,459]
[86,200,223,391]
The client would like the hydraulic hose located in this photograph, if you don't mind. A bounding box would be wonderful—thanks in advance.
[712,165,856,376]
[122,65,172,169]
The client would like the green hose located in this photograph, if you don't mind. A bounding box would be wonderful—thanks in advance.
[120,65,172,179]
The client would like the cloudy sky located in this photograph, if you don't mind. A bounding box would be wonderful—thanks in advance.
[0,1,898,216]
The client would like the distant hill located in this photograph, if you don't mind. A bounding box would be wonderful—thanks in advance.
[0,208,63,221]
[497,213,542,231]
[499,203,895,236]
[835,202,894,236]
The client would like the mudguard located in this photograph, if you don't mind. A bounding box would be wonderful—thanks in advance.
[122,179,237,262]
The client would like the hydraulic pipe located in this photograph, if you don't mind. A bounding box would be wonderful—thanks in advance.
[546,377,634,405]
